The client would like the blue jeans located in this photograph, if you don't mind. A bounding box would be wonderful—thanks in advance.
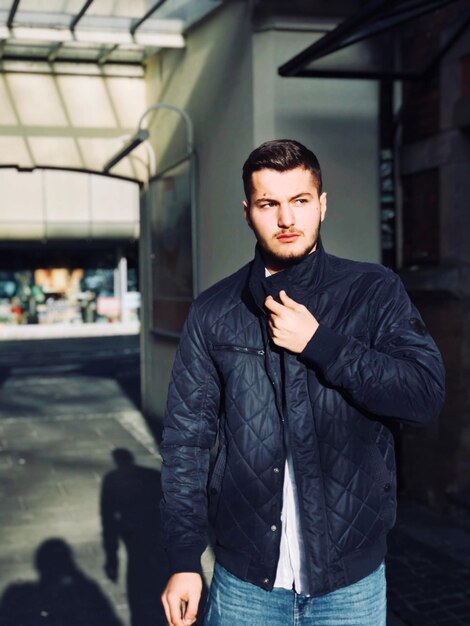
[202,562,386,626]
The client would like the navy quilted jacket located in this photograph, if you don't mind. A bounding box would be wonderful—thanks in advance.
[160,240,445,596]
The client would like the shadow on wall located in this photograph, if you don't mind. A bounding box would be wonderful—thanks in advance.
[0,538,123,626]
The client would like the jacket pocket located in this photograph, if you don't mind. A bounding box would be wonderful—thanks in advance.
[212,344,265,356]
[208,445,227,524]
[368,442,396,530]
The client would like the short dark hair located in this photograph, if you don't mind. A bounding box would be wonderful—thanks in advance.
[242,139,322,200]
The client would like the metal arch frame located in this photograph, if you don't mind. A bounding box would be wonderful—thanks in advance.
[102,103,198,300]
[278,0,467,80]
[103,104,194,174]
[137,103,194,156]
[139,103,197,299]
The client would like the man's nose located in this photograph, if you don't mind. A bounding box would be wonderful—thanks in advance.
[277,203,295,228]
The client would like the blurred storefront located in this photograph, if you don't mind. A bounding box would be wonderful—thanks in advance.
[0,169,140,326]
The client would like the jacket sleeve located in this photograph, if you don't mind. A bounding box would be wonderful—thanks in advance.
[160,302,221,575]
[300,272,445,425]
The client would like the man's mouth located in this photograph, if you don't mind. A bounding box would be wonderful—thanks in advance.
[277,233,300,243]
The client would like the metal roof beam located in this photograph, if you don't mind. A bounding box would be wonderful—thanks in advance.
[130,0,169,36]
[70,0,95,32]
[278,0,389,76]
[0,52,142,67]
[103,129,150,174]
[47,42,63,63]
[7,0,21,30]
[98,44,118,65]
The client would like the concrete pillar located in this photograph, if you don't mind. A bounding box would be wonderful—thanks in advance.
[115,254,128,323]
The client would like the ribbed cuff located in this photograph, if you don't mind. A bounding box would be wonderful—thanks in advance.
[165,547,203,576]
[300,324,348,369]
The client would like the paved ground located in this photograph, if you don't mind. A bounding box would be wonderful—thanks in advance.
[0,334,469,626]
[0,335,214,626]
[387,502,470,625]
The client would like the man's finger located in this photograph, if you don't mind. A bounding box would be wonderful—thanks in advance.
[264,295,284,314]
[183,594,199,626]
[268,323,282,342]
[167,593,185,626]
[268,314,279,329]
[162,573,202,626]
[279,290,300,309]
[161,594,172,626]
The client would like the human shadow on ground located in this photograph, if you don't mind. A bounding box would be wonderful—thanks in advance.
[101,448,210,626]
[0,538,123,626]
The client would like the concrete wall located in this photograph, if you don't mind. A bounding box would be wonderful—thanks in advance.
[140,2,255,418]
[252,29,380,262]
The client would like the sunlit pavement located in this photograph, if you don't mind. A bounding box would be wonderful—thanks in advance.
[0,334,468,625]
[0,333,215,626]
[0,334,165,626]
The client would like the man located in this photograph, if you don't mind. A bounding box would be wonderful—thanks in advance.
[160,140,445,626]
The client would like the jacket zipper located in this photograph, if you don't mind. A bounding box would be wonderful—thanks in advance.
[302,359,332,592]
[279,352,316,594]
[212,344,265,356]
[261,325,288,586]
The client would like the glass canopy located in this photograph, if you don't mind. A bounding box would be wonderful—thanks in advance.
[0,0,223,66]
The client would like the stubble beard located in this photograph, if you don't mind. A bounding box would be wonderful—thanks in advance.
[258,225,321,273]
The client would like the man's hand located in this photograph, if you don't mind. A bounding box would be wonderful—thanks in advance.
[161,572,202,626]
[265,290,319,353]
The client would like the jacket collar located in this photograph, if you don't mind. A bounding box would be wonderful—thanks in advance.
[248,237,327,314]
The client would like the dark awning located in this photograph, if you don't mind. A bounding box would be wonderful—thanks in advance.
[278,0,470,80]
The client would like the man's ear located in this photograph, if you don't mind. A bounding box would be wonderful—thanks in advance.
[243,200,253,229]
[319,192,327,223]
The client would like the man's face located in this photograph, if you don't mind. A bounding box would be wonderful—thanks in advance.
[243,167,327,274]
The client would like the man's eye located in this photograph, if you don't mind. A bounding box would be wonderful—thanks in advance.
[295,198,307,204]
[260,202,275,208]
